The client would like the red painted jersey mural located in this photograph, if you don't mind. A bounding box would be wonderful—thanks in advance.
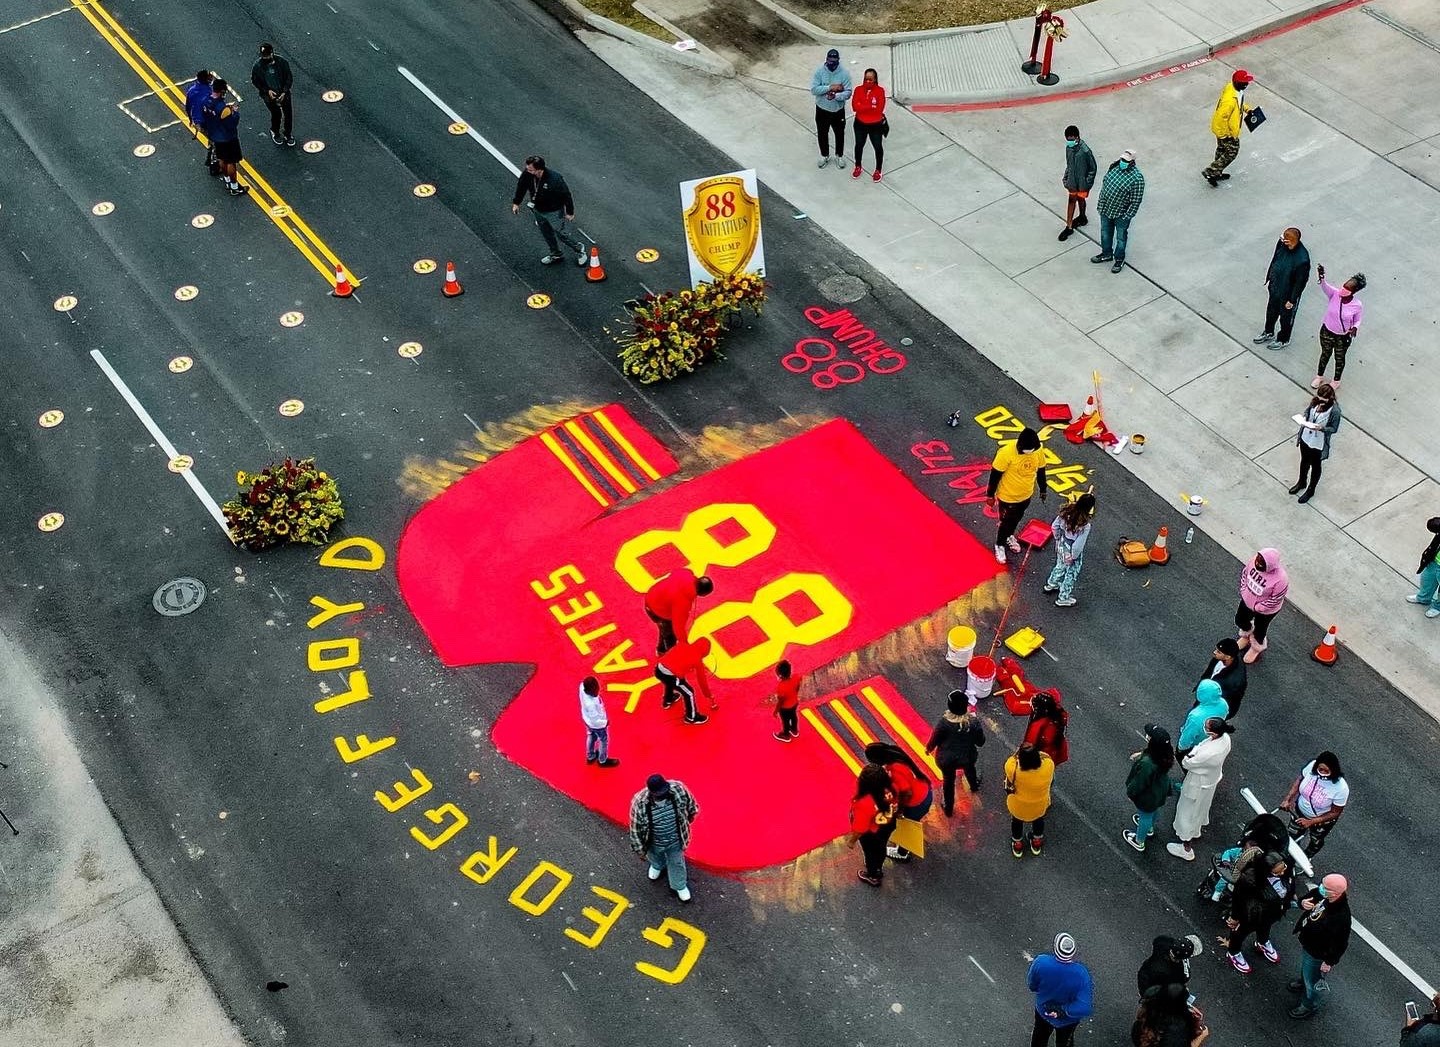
[397,407,1001,869]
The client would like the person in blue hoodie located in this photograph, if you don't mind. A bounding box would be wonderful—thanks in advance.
[1178,679,1228,758]
[1027,932,1094,1046]
[204,78,249,196]
[184,70,215,160]
[809,48,852,169]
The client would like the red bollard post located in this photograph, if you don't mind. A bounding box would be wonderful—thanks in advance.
[1021,8,1050,74]
[1037,14,1064,85]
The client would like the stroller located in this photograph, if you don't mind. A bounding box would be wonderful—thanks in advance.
[1195,812,1288,906]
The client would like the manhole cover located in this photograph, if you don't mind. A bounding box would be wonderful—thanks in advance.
[818,273,868,304]
[153,577,206,617]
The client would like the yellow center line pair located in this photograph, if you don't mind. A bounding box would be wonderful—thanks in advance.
[69,0,354,288]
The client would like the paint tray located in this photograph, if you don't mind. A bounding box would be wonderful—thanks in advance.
[1004,626,1046,658]
[1018,518,1053,547]
[1037,402,1072,423]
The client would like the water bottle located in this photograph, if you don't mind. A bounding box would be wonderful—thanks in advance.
[1184,526,1194,544]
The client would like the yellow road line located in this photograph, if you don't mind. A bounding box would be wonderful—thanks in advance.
[540,432,609,508]
[861,686,942,780]
[69,0,353,287]
[829,698,875,746]
[801,708,862,775]
[565,420,637,495]
[593,408,662,481]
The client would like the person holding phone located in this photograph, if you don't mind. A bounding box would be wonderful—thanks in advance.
[1402,995,1440,1043]
[250,42,295,147]
[1313,264,1365,391]
[1291,381,1342,504]
[1288,874,1352,1019]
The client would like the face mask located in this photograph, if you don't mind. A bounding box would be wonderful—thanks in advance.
[1317,886,1328,898]
[1118,160,1130,169]
[825,60,838,70]
[1066,140,1077,148]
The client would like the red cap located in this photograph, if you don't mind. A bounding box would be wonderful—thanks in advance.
[1233,69,1254,84]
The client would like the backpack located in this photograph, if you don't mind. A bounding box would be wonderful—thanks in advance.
[1115,536,1151,568]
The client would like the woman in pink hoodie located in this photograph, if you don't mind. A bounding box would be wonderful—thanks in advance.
[1236,548,1288,664]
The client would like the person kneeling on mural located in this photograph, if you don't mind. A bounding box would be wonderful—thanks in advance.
[867,741,933,862]
[655,635,711,725]
[987,427,1048,566]
[771,660,802,742]
[578,675,619,768]
[643,568,714,655]
[849,763,898,887]
[629,774,700,903]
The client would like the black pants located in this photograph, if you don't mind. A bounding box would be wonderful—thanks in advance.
[1011,815,1045,840]
[1235,602,1277,644]
[261,93,293,136]
[941,763,979,814]
[815,107,845,157]
[1288,813,1336,857]
[655,667,698,719]
[1297,443,1323,494]
[1031,1010,1077,1047]
[854,120,884,172]
[646,607,677,655]
[1264,295,1297,343]
[858,823,895,878]
[1227,913,1277,953]
[777,707,798,736]
[996,497,1031,548]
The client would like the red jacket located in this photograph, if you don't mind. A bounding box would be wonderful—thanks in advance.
[645,568,698,626]
[850,793,895,834]
[657,636,710,678]
[852,83,886,124]
[775,675,801,710]
[1023,709,1070,766]
[885,761,931,807]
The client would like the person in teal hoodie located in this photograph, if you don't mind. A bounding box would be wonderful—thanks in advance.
[1027,932,1094,1046]
[1179,679,1228,757]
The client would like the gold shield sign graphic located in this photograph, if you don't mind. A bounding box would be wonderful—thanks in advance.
[683,175,761,280]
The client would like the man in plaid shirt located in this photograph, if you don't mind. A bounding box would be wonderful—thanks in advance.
[1090,149,1146,274]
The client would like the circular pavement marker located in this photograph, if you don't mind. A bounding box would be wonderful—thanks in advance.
[169,355,193,373]
[191,213,214,228]
[54,295,77,312]
[398,341,423,358]
[278,399,305,417]
[92,201,115,217]
[270,204,290,218]
[37,512,64,532]
[133,143,156,157]
[527,293,551,310]
[174,285,199,302]
[168,454,194,473]
[448,121,468,135]
[635,248,659,263]
[818,272,868,304]
[322,89,344,103]
[279,311,304,328]
[413,258,437,274]
[303,140,325,154]
[38,409,64,428]
[413,183,436,198]
[153,576,206,617]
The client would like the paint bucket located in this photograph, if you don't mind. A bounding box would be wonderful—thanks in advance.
[966,655,997,699]
[1186,495,1205,517]
[946,625,976,668]
[1130,434,1146,454]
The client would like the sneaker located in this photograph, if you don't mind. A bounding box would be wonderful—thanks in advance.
[1058,227,1074,241]
[1111,260,1125,274]
[872,171,882,182]
[1055,597,1077,607]
[577,251,589,267]
[1329,380,1341,393]
[1268,340,1289,350]
[1006,536,1022,553]
[1123,830,1146,852]
[1042,585,1059,593]
[1029,836,1044,856]
[229,184,250,196]
[994,545,1007,565]
[1236,632,1251,650]
[818,155,830,168]
[1202,170,1218,186]
[1259,940,1280,964]
[1406,594,1427,603]
[858,870,882,886]
[1090,253,1113,264]
[1073,214,1089,228]
[1227,951,1252,974]
[285,134,296,147]
[676,887,692,903]
[773,731,793,743]
[1288,481,1306,494]
[886,844,912,862]
[648,865,663,881]
[598,757,621,768]
[540,254,564,265]
[1311,375,1324,389]
[1166,842,1196,862]
[1242,643,1264,665]
[1011,839,1024,858]
[1252,332,1274,344]
[683,713,709,725]
[852,165,862,179]
[1131,814,1155,837]
[1217,173,1231,180]
[1427,608,1440,619]
[661,694,678,709]
[1297,490,1314,504]
[272,131,284,145]
[1287,979,1305,993]
[1289,1005,1316,1020]
[586,754,597,764]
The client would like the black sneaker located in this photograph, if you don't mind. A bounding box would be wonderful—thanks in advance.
[586,754,597,764]
[773,731,792,743]
[1202,170,1219,186]
[229,184,251,196]
[1090,253,1113,264]
[1073,214,1089,227]
[285,134,296,147]
[1111,260,1124,273]
[597,757,620,768]
[683,713,709,725]
[1217,173,1231,180]
[1058,227,1074,241]
[857,870,882,886]
[272,131,284,145]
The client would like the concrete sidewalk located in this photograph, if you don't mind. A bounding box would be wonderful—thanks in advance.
[637,0,1357,102]
[581,0,1440,718]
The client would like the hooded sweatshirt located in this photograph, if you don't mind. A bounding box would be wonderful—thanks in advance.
[1136,936,1188,999]
[810,61,853,113]
[578,683,607,730]
[926,710,985,768]
[1239,548,1288,614]
[1028,953,1094,1027]
[1179,680,1228,751]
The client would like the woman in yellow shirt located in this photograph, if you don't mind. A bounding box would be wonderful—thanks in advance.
[986,427,1048,564]
[1005,742,1055,857]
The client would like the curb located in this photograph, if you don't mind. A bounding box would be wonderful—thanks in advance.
[557,0,735,77]
[749,0,1001,45]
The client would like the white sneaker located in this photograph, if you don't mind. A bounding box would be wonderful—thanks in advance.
[1259,940,1281,964]
[1310,375,1324,389]
[994,545,1006,564]
[676,887,692,902]
[647,865,662,881]
[1006,536,1022,553]
[1429,608,1440,619]
[818,155,830,168]
[1055,597,1077,607]
[1406,594,1427,603]
[540,254,564,265]
[1166,842,1196,862]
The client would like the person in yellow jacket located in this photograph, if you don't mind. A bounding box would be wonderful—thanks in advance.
[1203,69,1255,186]
[1005,743,1055,858]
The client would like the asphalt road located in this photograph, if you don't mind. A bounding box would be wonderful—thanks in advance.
[1,1,1437,1045]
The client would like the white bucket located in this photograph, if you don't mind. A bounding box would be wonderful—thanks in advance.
[966,655,997,699]
[1186,495,1205,517]
[1130,434,1146,454]
[946,625,976,668]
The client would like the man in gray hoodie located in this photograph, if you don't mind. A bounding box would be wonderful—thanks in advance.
[1059,125,1097,241]
[810,48,853,169]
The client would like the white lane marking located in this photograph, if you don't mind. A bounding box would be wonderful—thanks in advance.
[89,350,231,538]
[462,413,482,434]
[967,955,995,984]
[397,66,521,177]
[1240,787,1436,997]
[561,971,578,992]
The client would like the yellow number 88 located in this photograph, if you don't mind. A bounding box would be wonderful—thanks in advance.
[614,503,776,592]
[693,573,853,680]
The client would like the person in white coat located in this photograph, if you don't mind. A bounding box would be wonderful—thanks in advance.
[1166,718,1235,861]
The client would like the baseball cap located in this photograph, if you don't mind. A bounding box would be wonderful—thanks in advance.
[646,773,669,794]
[826,48,840,60]
[1120,149,1136,162]
[1233,69,1254,84]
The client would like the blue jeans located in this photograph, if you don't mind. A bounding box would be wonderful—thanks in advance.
[585,726,608,762]
[1135,807,1158,841]
[648,843,687,891]
[1046,553,1084,600]
[1300,950,1327,1010]
[1099,215,1131,261]
[1417,561,1440,607]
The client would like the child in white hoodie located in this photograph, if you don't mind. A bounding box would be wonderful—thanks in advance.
[579,676,620,767]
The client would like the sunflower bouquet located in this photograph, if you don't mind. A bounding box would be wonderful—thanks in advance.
[611,271,768,383]
[223,458,345,551]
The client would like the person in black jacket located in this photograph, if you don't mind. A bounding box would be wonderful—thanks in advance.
[925,690,985,815]
[250,42,294,146]
[1131,984,1209,1047]
[1136,934,1202,1000]
[511,155,587,267]
[1254,227,1310,349]
[1222,850,1291,974]
[1196,638,1247,718]
[1402,994,1440,1044]
[1290,873,1352,1019]
[1405,516,1440,618]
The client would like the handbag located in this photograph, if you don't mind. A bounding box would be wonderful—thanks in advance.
[1114,537,1151,568]
[880,115,890,138]
[1244,107,1266,132]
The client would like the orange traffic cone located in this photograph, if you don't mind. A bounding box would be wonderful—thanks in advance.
[1149,526,1170,565]
[1311,624,1339,665]
[442,261,464,298]
[331,264,353,298]
[1063,395,1099,443]
[585,245,607,283]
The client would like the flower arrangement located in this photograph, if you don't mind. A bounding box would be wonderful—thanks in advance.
[611,271,768,383]
[1043,13,1068,39]
[223,458,345,550]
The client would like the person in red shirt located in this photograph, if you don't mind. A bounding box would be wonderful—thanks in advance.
[848,763,898,886]
[642,569,714,654]
[771,660,802,743]
[1023,691,1070,766]
[851,68,887,182]
[655,635,711,725]
[864,742,933,861]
